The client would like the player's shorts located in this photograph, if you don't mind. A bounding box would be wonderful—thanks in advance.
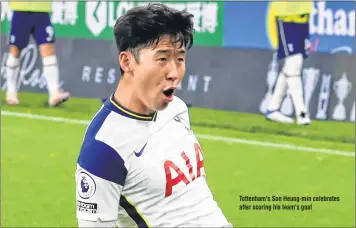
[9,11,56,49]
[276,14,310,60]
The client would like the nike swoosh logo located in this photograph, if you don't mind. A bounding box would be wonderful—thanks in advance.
[134,143,147,157]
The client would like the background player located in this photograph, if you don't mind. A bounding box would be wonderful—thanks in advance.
[265,1,313,125]
[75,3,231,227]
[5,1,70,106]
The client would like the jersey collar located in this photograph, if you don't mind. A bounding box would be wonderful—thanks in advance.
[104,94,157,122]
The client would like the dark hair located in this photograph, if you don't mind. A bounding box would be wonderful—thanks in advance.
[114,3,194,74]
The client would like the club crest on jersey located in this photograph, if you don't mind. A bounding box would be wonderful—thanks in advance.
[77,172,96,199]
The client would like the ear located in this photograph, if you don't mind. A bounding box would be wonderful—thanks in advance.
[118,51,132,73]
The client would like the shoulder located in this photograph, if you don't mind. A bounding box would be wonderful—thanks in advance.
[156,96,191,126]
[77,138,128,186]
[166,96,189,114]
[156,96,189,120]
[78,107,149,185]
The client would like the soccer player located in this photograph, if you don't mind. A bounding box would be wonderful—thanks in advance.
[75,3,232,227]
[265,1,313,125]
[5,1,70,106]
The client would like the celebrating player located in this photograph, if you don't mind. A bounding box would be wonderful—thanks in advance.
[5,1,70,106]
[75,3,232,227]
[265,1,313,125]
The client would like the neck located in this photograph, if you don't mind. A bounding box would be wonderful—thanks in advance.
[113,78,152,115]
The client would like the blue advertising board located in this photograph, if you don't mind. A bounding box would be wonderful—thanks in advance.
[223,1,355,54]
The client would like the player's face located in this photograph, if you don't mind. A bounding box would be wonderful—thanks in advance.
[133,35,186,112]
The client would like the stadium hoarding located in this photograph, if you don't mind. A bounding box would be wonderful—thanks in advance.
[1,1,354,52]
[1,37,354,123]
[0,1,224,47]
[223,1,355,54]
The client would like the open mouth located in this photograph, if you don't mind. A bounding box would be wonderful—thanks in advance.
[163,88,175,101]
[163,88,175,97]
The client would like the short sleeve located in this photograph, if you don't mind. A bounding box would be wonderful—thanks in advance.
[76,138,128,222]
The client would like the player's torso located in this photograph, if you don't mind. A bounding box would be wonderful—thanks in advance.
[118,115,228,227]
[9,1,52,13]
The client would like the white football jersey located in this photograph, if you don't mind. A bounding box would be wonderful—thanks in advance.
[75,95,231,227]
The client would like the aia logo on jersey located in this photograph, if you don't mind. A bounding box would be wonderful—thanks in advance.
[77,172,96,199]
[164,143,204,197]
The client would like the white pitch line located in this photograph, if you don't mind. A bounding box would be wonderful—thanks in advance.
[195,134,354,157]
[1,110,354,157]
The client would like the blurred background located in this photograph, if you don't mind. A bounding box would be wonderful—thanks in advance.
[1,1,355,227]
[1,1,355,123]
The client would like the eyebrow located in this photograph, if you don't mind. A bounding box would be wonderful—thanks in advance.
[154,49,186,54]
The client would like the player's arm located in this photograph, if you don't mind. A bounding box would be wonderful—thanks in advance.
[78,218,117,228]
[75,139,128,227]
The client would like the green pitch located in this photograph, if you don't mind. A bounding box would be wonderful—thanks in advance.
[1,92,355,227]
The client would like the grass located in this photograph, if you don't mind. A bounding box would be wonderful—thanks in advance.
[1,91,355,227]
